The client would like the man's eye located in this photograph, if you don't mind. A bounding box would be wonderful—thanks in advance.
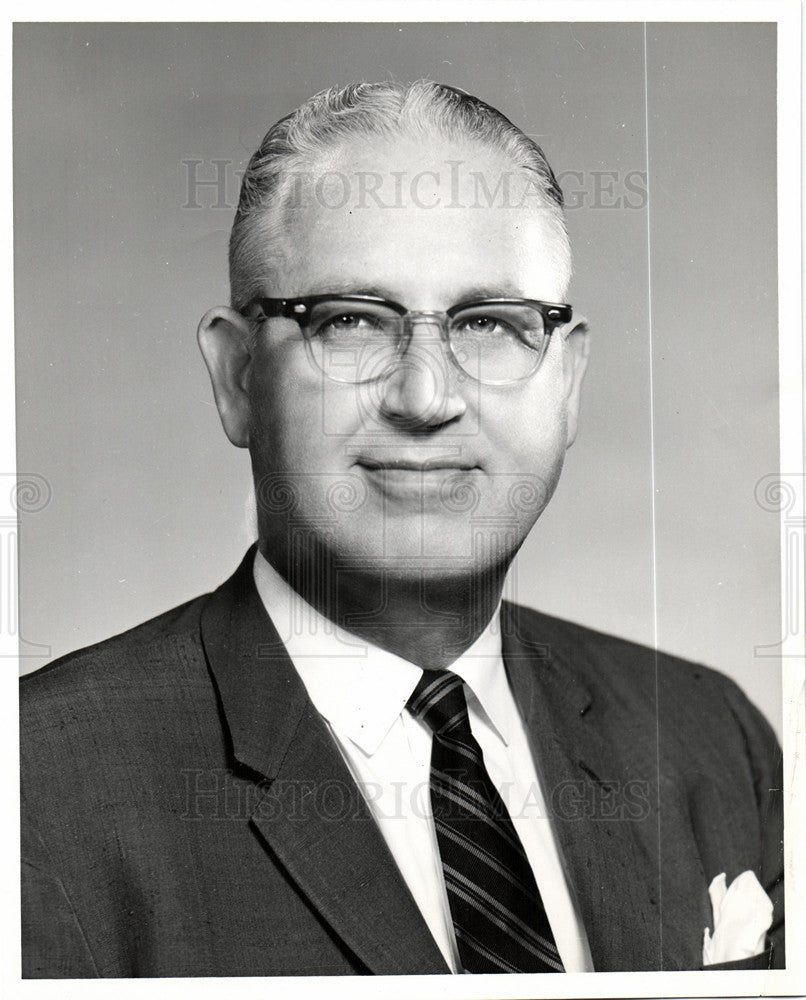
[455,315,510,336]
[314,310,393,341]
[467,316,500,332]
[313,313,372,339]
[326,313,363,331]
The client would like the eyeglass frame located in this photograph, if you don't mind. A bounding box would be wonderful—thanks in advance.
[242,293,573,386]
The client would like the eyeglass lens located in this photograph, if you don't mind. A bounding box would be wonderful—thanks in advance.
[304,299,550,385]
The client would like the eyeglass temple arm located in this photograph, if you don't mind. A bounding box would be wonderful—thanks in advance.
[246,299,312,323]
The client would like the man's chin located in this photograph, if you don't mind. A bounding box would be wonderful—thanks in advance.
[335,539,519,584]
[259,514,529,586]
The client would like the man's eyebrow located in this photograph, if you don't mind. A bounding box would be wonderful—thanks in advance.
[302,283,402,301]
[299,282,528,302]
[453,283,526,300]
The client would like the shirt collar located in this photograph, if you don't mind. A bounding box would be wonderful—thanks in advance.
[253,548,511,755]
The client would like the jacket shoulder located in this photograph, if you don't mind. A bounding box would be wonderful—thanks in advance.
[503,601,779,751]
[19,591,211,719]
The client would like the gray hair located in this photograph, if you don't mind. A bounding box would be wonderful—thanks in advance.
[229,80,570,310]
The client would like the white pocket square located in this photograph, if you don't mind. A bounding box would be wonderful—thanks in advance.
[702,870,773,966]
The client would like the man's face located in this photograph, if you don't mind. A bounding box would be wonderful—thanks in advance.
[241,135,586,581]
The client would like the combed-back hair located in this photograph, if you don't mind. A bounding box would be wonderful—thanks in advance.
[229,80,570,310]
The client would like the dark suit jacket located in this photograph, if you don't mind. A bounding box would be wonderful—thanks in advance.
[20,548,784,977]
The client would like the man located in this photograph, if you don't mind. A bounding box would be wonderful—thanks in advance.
[20,81,783,977]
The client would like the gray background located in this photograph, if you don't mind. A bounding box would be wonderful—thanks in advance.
[14,22,782,737]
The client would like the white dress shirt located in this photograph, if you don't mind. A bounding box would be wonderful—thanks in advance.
[253,549,594,973]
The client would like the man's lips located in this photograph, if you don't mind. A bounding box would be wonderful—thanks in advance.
[355,457,479,472]
[354,458,480,501]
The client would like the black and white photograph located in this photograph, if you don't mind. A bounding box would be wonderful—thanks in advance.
[6,5,804,998]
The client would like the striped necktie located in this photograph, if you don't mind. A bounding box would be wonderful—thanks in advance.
[408,669,564,974]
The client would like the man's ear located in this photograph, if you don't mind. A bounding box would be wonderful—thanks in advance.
[561,314,590,448]
[197,306,254,448]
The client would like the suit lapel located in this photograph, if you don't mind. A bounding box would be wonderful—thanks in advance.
[502,603,677,972]
[199,554,703,973]
[200,550,449,975]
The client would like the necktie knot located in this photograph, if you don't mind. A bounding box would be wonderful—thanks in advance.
[407,670,469,736]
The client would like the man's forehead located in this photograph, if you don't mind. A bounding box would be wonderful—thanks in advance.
[268,206,567,306]
[281,133,550,214]
[251,133,570,302]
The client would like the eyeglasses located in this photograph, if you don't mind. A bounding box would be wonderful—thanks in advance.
[243,294,573,386]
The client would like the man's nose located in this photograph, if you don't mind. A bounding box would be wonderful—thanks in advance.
[376,317,467,428]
